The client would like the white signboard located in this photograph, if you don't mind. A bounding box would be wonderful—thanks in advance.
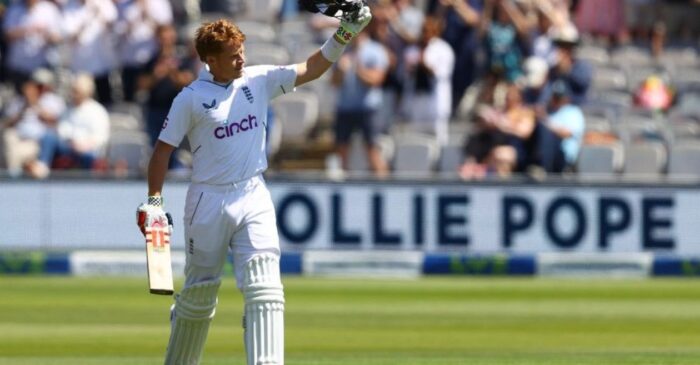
[1,180,699,254]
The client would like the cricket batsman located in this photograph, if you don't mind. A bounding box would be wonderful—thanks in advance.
[135,1,372,364]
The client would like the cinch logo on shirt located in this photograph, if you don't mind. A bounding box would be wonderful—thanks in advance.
[214,114,259,139]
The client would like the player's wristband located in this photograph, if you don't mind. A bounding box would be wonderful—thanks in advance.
[148,195,163,207]
[320,35,347,63]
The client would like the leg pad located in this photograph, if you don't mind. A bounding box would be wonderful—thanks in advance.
[243,254,285,365]
[164,278,221,365]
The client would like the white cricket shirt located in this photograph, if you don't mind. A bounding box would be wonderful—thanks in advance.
[159,65,297,185]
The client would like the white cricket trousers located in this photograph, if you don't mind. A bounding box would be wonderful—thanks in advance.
[182,174,280,289]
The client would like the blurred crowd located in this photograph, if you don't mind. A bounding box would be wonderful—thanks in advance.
[0,0,698,180]
[331,0,700,179]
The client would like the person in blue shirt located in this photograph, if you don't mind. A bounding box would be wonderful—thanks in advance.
[514,80,583,173]
[331,21,390,177]
[545,79,585,169]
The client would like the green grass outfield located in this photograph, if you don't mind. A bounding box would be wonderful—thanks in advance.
[1,276,700,365]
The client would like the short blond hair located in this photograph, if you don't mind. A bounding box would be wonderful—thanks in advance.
[195,19,246,61]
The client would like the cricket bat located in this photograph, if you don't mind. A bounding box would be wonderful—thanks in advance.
[144,218,174,295]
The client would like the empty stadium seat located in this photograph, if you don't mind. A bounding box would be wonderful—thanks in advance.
[106,131,151,172]
[670,122,700,142]
[267,111,283,157]
[590,90,631,108]
[576,45,610,66]
[591,66,627,91]
[623,142,666,176]
[243,0,283,22]
[108,112,142,132]
[616,110,665,143]
[392,134,439,176]
[584,115,612,133]
[582,102,620,123]
[272,91,319,141]
[245,43,290,65]
[278,21,316,60]
[673,68,700,93]
[301,74,336,124]
[437,143,464,174]
[676,91,700,114]
[235,21,276,43]
[577,143,624,176]
[347,134,394,173]
[668,142,700,178]
[109,102,143,120]
[611,46,652,67]
[659,47,698,68]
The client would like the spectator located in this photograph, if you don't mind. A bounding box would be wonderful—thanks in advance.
[540,23,592,106]
[367,3,403,134]
[431,0,483,112]
[279,0,300,20]
[114,0,173,102]
[375,0,424,131]
[141,24,193,144]
[624,0,660,42]
[543,79,585,170]
[62,0,118,106]
[575,0,625,43]
[331,21,390,178]
[385,0,425,46]
[1,69,65,177]
[26,74,110,178]
[531,1,559,66]
[481,0,532,83]
[401,16,455,145]
[140,24,194,168]
[658,0,700,42]
[649,21,667,60]
[2,0,62,90]
[461,83,536,178]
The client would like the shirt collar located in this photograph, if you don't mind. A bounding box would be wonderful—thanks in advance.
[198,65,241,88]
[198,65,215,82]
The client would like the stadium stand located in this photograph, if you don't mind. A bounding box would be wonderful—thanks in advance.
[0,0,697,181]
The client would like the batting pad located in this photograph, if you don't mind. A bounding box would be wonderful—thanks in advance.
[164,278,221,365]
[243,254,285,365]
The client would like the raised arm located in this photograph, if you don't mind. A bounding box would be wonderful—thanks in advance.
[500,0,532,38]
[294,6,372,87]
[295,49,334,87]
[444,0,481,27]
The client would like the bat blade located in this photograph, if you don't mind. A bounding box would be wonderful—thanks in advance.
[145,225,174,295]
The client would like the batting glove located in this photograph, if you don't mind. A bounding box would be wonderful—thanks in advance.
[137,196,173,237]
[335,5,372,45]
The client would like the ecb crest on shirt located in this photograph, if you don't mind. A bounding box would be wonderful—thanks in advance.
[242,86,254,103]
